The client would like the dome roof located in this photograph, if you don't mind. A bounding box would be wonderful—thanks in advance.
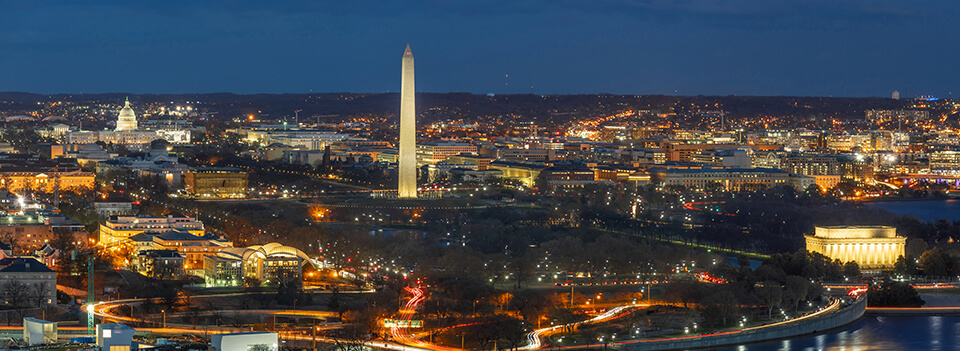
[116,98,138,131]
[118,100,136,119]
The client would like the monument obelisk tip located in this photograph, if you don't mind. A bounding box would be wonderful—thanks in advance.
[398,43,417,199]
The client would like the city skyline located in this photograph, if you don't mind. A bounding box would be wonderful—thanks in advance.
[1,1,959,97]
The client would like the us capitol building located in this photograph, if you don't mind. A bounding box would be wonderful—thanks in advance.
[805,225,906,270]
[65,98,190,147]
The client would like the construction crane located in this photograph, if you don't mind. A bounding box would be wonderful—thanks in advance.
[72,250,96,335]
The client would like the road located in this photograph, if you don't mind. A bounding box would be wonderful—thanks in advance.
[540,298,843,350]
[389,287,457,350]
[520,304,644,350]
[89,292,428,351]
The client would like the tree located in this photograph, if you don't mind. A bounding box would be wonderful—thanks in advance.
[868,281,925,307]
[32,283,50,307]
[919,248,954,278]
[243,277,262,288]
[756,282,783,319]
[324,322,374,351]
[842,261,861,279]
[699,290,739,327]
[784,275,811,312]
[893,255,919,276]
[493,317,529,350]
[547,307,579,335]
[2,280,29,308]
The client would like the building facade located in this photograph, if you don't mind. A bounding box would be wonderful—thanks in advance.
[417,142,477,164]
[0,258,56,306]
[648,166,789,191]
[128,231,231,272]
[805,226,905,270]
[134,249,185,280]
[183,167,249,198]
[99,214,204,247]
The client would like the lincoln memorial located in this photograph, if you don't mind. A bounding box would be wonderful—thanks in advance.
[805,225,906,270]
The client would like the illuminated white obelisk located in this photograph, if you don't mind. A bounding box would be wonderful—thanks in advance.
[398,44,417,199]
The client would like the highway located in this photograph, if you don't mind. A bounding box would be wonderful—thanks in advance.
[520,304,644,350]
[89,292,430,351]
[539,298,843,350]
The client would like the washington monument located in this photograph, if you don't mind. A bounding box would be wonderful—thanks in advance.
[398,44,417,199]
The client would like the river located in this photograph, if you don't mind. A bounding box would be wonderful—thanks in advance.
[863,199,960,222]
[702,315,960,351]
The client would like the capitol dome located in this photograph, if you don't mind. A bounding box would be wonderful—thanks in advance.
[116,98,138,131]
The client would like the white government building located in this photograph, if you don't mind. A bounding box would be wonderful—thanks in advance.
[805,225,906,270]
[65,98,190,146]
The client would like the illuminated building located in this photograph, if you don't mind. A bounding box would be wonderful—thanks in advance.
[444,154,495,170]
[398,44,417,199]
[425,162,478,182]
[809,174,841,189]
[0,154,94,193]
[64,99,190,145]
[244,130,348,150]
[417,142,477,164]
[23,318,57,346]
[690,149,752,168]
[205,243,310,286]
[778,153,872,183]
[129,231,231,273]
[788,174,817,191]
[488,161,545,187]
[648,166,788,191]
[751,151,781,169]
[628,171,652,186]
[539,164,603,188]
[51,143,116,167]
[0,258,55,305]
[779,154,840,176]
[211,332,279,351]
[115,98,138,131]
[183,167,249,198]
[805,226,905,270]
[838,155,874,183]
[659,142,739,162]
[36,123,71,141]
[134,249,185,280]
[0,170,95,193]
[865,109,928,123]
[481,147,557,162]
[0,212,86,253]
[930,151,960,175]
[203,254,243,287]
[623,148,666,165]
[99,214,204,247]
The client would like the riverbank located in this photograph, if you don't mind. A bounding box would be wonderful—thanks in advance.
[852,197,953,203]
[867,307,960,316]
[611,298,865,351]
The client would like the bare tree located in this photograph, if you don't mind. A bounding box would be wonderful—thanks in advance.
[323,324,372,351]
[32,282,50,307]
[3,280,29,308]
[3,280,30,323]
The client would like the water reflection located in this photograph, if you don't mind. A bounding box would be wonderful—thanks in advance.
[697,316,959,351]
[931,316,942,351]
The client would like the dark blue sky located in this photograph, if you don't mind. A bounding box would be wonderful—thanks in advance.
[1,1,958,97]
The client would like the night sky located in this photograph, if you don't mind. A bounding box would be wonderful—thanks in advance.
[1,1,958,97]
